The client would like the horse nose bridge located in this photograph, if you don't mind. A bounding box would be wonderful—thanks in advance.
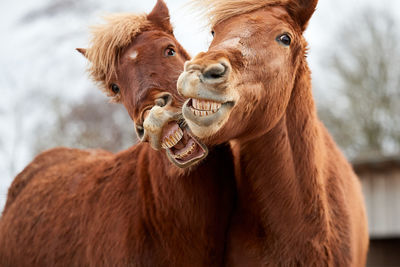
[183,61,202,73]
[183,51,209,71]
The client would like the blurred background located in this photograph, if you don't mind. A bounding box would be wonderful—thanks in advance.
[0,0,399,265]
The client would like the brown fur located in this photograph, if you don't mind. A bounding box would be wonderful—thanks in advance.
[85,13,149,100]
[0,1,236,266]
[0,145,236,267]
[194,0,290,26]
[178,0,369,266]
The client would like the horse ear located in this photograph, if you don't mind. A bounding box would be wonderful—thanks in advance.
[76,48,88,58]
[147,0,173,34]
[286,0,318,31]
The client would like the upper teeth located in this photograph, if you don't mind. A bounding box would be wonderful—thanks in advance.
[161,127,183,149]
[191,99,221,117]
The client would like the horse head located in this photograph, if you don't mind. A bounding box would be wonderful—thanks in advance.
[177,0,318,144]
[78,0,208,168]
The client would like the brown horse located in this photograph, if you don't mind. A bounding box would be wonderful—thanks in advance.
[0,1,236,266]
[178,0,369,266]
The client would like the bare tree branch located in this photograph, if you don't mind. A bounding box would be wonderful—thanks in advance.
[318,8,400,159]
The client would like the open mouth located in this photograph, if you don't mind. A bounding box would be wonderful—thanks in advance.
[182,98,234,128]
[160,121,208,168]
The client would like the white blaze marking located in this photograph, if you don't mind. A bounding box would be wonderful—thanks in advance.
[130,50,138,60]
[214,37,241,50]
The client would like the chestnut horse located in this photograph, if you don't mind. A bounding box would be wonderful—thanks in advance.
[0,1,236,266]
[178,0,368,266]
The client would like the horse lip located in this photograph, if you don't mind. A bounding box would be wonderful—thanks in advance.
[143,105,182,150]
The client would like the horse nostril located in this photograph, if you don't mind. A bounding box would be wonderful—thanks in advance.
[155,93,172,107]
[203,63,227,80]
[135,125,145,141]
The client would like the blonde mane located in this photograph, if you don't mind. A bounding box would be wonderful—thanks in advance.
[86,13,150,96]
[193,0,290,27]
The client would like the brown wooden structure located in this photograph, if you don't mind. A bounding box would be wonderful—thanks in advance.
[354,156,400,267]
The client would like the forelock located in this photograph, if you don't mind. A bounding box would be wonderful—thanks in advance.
[192,0,290,27]
[85,13,150,95]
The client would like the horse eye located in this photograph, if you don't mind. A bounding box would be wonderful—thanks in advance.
[111,84,120,94]
[277,34,291,46]
[211,30,215,37]
[164,47,176,57]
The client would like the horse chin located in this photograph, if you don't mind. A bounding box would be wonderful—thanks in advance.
[182,98,234,139]
[164,126,209,168]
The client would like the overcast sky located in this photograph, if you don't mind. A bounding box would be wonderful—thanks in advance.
[0,0,399,209]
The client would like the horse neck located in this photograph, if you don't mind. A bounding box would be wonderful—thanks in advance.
[137,143,235,210]
[236,61,329,238]
[131,142,236,249]
[136,142,235,185]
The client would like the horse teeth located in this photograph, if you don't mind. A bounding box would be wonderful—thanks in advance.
[192,109,200,116]
[192,98,198,109]
[212,103,221,110]
[162,136,172,149]
[191,98,222,113]
[175,142,196,159]
[175,128,183,140]
[171,136,177,145]
[166,139,173,148]
[169,136,177,147]
[188,143,195,154]
[161,127,183,149]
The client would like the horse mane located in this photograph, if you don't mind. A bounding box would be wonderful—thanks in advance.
[86,13,150,97]
[193,0,290,27]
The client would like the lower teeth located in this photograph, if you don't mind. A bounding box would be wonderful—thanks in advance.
[175,143,196,159]
[191,108,218,117]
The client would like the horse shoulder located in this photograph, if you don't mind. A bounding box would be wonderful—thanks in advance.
[3,147,93,212]
[0,147,124,266]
